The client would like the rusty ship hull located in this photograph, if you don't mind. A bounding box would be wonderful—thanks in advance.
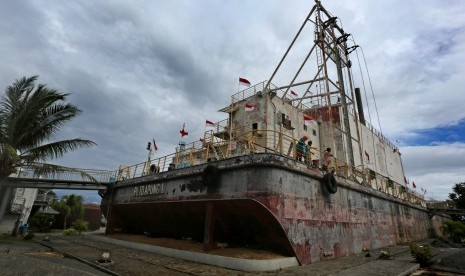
[101,153,432,265]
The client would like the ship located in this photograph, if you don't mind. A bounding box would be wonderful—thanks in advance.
[101,1,439,266]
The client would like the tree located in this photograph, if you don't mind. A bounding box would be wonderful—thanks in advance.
[448,182,465,222]
[52,194,84,229]
[0,75,96,178]
[29,212,55,232]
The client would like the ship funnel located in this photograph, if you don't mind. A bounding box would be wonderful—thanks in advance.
[355,88,366,125]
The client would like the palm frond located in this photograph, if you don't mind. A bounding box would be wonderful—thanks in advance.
[22,139,97,162]
[1,76,96,179]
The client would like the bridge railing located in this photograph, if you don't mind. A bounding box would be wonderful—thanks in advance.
[12,166,116,185]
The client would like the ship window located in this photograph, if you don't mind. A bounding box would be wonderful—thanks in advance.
[313,129,317,136]
[281,113,286,123]
[252,123,258,136]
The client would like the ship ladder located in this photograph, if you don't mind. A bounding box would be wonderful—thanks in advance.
[315,30,326,106]
[211,144,225,160]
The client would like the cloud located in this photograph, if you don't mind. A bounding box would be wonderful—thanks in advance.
[402,143,465,200]
[1,0,465,202]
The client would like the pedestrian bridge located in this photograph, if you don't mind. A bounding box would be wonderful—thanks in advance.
[5,166,115,190]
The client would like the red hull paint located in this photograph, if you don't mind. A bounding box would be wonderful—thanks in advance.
[101,154,435,265]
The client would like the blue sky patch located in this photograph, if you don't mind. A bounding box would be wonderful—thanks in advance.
[407,118,465,146]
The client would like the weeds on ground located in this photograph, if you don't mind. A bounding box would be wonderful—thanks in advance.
[63,228,77,236]
[72,219,89,234]
[410,244,433,267]
[23,232,34,240]
[443,220,465,243]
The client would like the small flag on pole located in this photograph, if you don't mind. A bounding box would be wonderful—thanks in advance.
[413,181,416,189]
[404,176,408,185]
[364,151,370,162]
[303,114,316,126]
[291,90,298,97]
[239,77,251,87]
[153,138,158,151]
[245,103,255,111]
[180,123,188,137]
[206,120,215,127]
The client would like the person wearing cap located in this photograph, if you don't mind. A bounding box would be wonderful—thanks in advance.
[320,147,332,172]
[296,136,308,162]
[306,140,314,167]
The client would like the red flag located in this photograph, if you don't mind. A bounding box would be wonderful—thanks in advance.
[303,114,315,126]
[180,123,188,137]
[152,138,158,151]
[413,182,416,189]
[245,103,255,111]
[239,77,251,87]
[205,120,215,127]
[364,151,370,161]
[404,176,408,185]
[291,90,298,97]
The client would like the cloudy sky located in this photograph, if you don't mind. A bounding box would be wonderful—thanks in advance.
[1,1,464,203]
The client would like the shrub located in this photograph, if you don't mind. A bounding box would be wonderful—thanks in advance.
[369,169,376,180]
[63,228,77,236]
[29,213,55,232]
[410,244,433,267]
[23,231,35,240]
[72,219,89,234]
[387,178,394,188]
[443,220,465,243]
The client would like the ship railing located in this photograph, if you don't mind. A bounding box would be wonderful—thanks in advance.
[230,81,312,110]
[116,128,425,206]
[365,121,398,151]
[365,168,425,206]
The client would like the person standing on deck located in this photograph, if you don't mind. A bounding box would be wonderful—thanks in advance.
[320,147,332,172]
[307,140,314,167]
[296,136,308,162]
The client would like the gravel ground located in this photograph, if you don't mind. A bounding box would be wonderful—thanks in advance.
[2,233,463,276]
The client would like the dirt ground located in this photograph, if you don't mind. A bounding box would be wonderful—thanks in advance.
[106,233,287,260]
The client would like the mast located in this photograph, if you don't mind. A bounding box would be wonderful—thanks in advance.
[264,0,361,175]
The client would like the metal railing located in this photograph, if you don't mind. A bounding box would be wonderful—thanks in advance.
[13,166,116,184]
[115,128,424,206]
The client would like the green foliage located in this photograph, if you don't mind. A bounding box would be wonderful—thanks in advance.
[72,219,89,234]
[400,186,407,193]
[52,194,84,229]
[369,169,376,180]
[63,228,77,236]
[0,75,96,178]
[449,182,465,222]
[443,220,465,243]
[23,231,35,240]
[410,244,433,267]
[29,212,55,232]
[387,178,394,188]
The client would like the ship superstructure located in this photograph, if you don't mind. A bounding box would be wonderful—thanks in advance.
[101,1,434,267]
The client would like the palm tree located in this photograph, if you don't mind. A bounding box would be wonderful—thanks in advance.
[0,75,96,178]
[52,194,84,229]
